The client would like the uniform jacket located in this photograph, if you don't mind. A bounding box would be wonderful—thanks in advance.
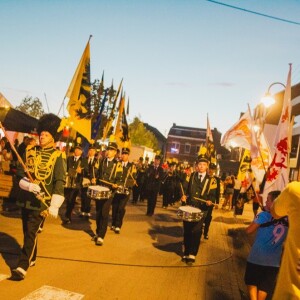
[16,146,66,211]
[185,172,217,211]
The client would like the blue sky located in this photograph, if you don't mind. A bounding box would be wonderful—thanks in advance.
[1,0,300,137]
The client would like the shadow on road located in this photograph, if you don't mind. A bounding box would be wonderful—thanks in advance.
[0,232,20,269]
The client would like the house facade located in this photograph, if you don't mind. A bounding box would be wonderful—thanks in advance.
[165,124,206,164]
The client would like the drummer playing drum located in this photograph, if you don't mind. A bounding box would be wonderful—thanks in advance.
[93,139,123,246]
[180,146,217,265]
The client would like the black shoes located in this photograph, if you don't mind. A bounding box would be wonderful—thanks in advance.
[10,268,26,281]
[63,218,71,224]
[182,255,195,266]
[185,257,195,266]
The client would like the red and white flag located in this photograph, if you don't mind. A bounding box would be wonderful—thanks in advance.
[262,64,292,197]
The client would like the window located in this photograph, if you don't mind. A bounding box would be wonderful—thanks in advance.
[196,145,200,154]
[185,143,191,154]
[171,142,180,154]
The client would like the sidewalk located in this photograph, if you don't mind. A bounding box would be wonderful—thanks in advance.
[0,196,254,300]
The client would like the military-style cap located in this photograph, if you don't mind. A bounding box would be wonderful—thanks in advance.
[121,147,130,154]
[155,154,161,160]
[75,144,82,150]
[107,141,118,151]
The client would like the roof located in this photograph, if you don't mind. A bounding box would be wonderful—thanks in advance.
[168,124,206,139]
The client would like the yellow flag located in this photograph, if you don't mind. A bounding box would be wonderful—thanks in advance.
[65,36,92,142]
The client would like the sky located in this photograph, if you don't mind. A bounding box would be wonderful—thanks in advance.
[1,0,300,138]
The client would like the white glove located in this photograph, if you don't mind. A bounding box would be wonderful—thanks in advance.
[48,194,64,218]
[19,178,41,194]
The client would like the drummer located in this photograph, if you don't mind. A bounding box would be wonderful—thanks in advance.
[180,146,217,265]
[93,138,123,246]
[80,144,99,219]
[111,145,136,234]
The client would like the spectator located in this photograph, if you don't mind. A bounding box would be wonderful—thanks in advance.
[244,190,288,300]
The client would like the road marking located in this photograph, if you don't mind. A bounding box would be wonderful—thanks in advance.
[21,285,84,300]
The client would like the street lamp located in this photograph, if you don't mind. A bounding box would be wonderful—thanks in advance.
[261,82,286,108]
[254,81,286,137]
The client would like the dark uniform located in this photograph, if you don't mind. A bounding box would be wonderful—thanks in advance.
[11,114,66,281]
[203,166,220,239]
[94,142,123,245]
[132,157,147,204]
[64,146,84,223]
[161,164,180,208]
[80,147,99,217]
[111,147,136,233]
[145,155,164,216]
[181,154,217,265]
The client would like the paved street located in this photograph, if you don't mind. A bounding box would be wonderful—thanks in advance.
[0,196,254,300]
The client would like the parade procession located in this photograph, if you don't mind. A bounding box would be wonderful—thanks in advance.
[1,3,300,299]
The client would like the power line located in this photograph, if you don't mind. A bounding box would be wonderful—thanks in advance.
[206,0,300,26]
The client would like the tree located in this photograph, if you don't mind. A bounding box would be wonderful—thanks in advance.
[15,96,45,119]
[129,117,159,151]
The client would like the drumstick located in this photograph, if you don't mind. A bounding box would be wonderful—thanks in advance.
[193,197,218,208]
[179,182,184,196]
[99,179,114,186]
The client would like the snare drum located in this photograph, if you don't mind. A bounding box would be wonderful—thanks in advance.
[177,206,203,222]
[64,175,77,189]
[87,185,111,200]
[116,186,130,195]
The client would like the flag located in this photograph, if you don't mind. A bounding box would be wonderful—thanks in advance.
[262,64,292,198]
[115,94,130,147]
[237,149,252,188]
[61,37,92,142]
[92,89,108,140]
[102,79,123,141]
[248,105,272,184]
[206,114,216,163]
[221,109,252,149]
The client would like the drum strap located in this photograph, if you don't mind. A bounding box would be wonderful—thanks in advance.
[109,163,116,181]
[201,178,209,196]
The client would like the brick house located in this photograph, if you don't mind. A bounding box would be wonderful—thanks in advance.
[165,124,206,164]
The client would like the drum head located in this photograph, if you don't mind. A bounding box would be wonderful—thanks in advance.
[89,185,109,192]
[178,206,201,213]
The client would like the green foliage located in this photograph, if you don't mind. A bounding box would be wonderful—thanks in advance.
[15,96,45,118]
[129,117,159,151]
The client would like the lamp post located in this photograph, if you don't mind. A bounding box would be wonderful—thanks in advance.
[254,81,286,136]
[261,82,286,108]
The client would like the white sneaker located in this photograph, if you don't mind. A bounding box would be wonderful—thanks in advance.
[114,227,120,234]
[86,213,91,217]
[111,226,115,231]
[95,237,104,246]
